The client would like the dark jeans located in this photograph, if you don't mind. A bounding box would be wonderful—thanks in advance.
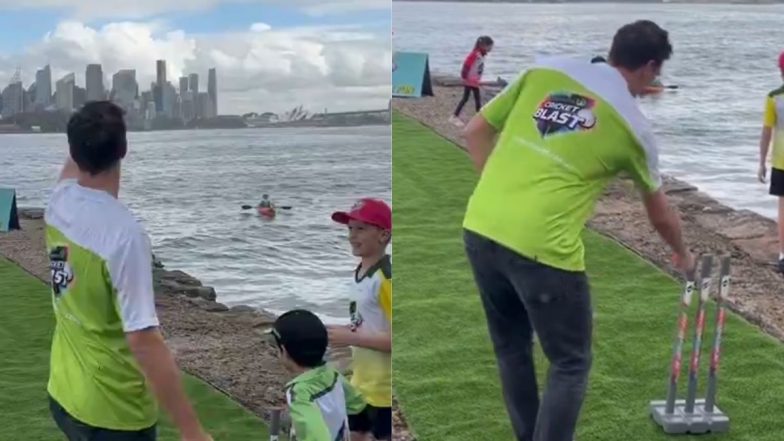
[463,230,593,441]
[49,396,157,441]
[454,86,481,116]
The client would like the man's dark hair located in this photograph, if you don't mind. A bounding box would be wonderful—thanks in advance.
[608,20,672,70]
[67,101,127,176]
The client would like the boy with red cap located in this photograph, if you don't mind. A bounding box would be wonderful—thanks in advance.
[328,198,392,441]
[758,51,784,272]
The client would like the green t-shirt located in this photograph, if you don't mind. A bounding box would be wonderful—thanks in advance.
[463,57,662,272]
[45,179,159,430]
[286,364,366,441]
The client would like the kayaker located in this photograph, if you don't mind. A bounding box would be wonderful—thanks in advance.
[258,194,275,209]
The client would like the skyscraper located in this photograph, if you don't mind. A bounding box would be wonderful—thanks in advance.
[197,92,215,119]
[111,69,138,111]
[179,76,188,96]
[188,73,199,93]
[155,60,166,112]
[55,73,75,111]
[1,81,23,118]
[207,68,217,117]
[156,60,166,85]
[163,82,177,118]
[35,65,52,108]
[86,64,105,102]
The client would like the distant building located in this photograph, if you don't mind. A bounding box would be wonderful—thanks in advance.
[188,73,199,93]
[35,65,52,109]
[207,68,217,116]
[179,76,188,96]
[197,92,215,119]
[156,60,166,85]
[55,73,75,112]
[111,69,138,112]
[145,100,157,120]
[181,91,195,122]
[156,60,166,112]
[86,64,105,102]
[163,82,177,118]
[74,85,87,109]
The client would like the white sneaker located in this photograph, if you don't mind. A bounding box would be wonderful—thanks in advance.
[449,115,465,127]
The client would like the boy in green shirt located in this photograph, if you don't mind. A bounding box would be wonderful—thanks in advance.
[269,309,367,441]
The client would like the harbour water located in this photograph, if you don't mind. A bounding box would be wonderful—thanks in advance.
[0,126,391,322]
[394,2,784,219]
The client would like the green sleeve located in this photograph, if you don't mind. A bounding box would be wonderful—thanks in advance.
[289,389,332,441]
[480,71,527,130]
[340,375,367,415]
[625,140,661,194]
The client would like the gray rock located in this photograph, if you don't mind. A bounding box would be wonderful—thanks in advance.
[188,297,229,312]
[160,270,202,286]
[159,279,216,301]
[229,305,257,313]
[19,207,44,219]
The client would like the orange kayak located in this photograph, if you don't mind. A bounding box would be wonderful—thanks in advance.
[257,206,276,218]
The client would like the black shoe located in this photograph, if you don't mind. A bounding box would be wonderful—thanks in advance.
[777,258,784,274]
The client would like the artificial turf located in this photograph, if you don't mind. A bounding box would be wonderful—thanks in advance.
[0,257,272,440]
[392,111,784,441]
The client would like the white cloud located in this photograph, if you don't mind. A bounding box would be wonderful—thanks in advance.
[0,0,387,20]
[0,20,391,114]
[249,22,271,32]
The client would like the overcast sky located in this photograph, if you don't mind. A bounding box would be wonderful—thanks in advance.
[0,0,391,114]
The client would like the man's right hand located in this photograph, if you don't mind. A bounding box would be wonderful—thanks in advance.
[672,251,696,277]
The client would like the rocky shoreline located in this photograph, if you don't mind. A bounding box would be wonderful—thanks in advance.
[391,76,784,441]
[0,208,352,430]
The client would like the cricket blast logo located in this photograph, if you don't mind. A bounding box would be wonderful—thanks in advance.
[49,246,74,298]
[532,92,597,138]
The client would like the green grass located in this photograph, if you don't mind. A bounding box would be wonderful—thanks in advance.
[392,111,784,441]
[0,257,271,441]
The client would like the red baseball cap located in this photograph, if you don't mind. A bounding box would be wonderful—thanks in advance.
[779,51,784,70]
[331,198,391,231]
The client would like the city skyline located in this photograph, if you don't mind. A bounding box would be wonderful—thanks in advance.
[0,1,390,114]
[1,59,219,125]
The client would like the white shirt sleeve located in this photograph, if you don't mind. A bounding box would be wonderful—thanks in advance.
[108,230,160,332]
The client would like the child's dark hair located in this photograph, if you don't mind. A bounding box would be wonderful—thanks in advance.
[475,35,494,49]
[271,309,328,368]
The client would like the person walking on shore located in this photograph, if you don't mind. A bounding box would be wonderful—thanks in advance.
[460,20,694,441]
[757,51,784,272]
[45,101,212,441]
[449,35,494,127]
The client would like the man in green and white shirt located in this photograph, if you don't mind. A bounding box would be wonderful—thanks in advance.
[461,21,693,441]
[45,101,211,441]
